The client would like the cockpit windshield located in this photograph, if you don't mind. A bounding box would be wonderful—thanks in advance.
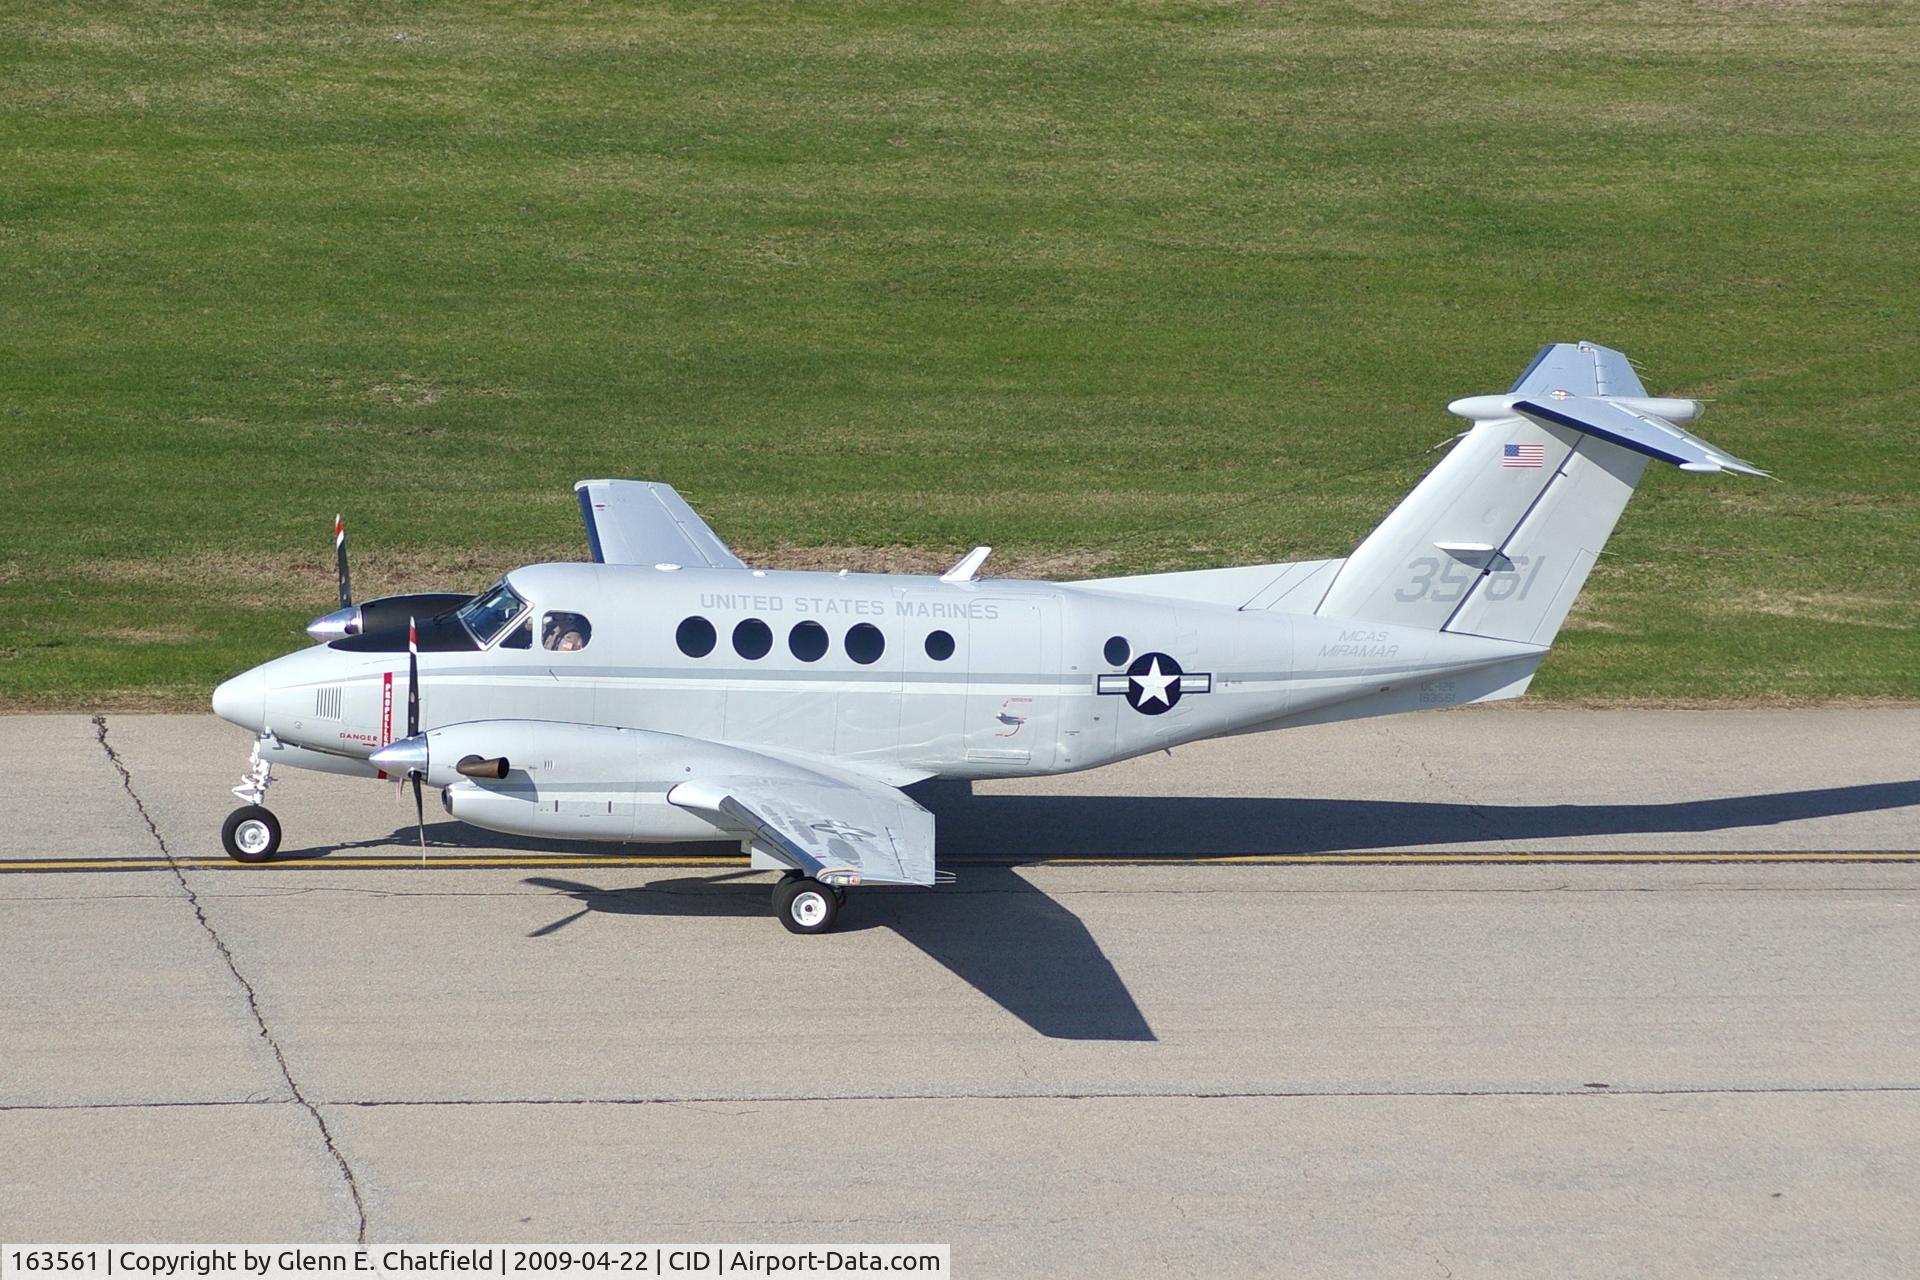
[456,581,528,646]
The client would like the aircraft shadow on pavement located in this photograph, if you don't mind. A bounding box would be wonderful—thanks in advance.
[914,777,1920,858]
[515,869,1156,1043]
[294,776,1918,1043]
[291,823,1158,1042]
[301,776,1920,864]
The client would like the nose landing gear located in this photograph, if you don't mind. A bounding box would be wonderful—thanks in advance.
[221,736,282,862]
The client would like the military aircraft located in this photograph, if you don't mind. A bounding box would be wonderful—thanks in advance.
[211,341,1763,932]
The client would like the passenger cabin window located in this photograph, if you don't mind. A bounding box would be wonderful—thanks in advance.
[733,618,773,660]
[676,616,716,658]
[924,630,955,661]
[789,620,828,663]
[542,612,592,652]
[845,622,885,665]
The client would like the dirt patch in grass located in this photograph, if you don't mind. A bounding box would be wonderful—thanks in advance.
[1714,590,1915,630]
[57,543,1122,607]
[98,623,212,645]
[63,545,583,606]
[364,376,444,408]
[1561,593,1634,634]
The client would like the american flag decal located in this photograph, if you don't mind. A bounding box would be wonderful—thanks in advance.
[1502,442,1546,469]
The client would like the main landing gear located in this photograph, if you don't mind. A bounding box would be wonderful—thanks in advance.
[773,870,846,935]
[221,736,282,863]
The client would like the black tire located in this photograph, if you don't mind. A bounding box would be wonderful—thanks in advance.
[769,869,804,907]
[775,877,839,935]
[221,805,281,863]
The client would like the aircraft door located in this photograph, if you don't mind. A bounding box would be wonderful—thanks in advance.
[896,592,967,768]
[964,598,1058,772]
[833,612,906,762]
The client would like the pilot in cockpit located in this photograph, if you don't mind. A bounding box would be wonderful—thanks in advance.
[542,611,590,652]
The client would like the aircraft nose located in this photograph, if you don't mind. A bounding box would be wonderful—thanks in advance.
[211,666,267,731]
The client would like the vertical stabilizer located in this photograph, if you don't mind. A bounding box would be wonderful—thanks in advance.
[1314,342,1757,648]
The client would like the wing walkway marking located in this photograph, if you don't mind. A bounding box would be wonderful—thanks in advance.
[1,851,1917,874]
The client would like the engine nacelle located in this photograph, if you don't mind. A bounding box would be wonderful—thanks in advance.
[423,719,826,845]
[442,781,728,843]
[307,592,472,642]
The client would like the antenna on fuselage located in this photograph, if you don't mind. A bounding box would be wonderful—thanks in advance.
[940,546,992,584]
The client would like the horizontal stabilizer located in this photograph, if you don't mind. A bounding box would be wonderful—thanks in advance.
[1445,390,1765,477]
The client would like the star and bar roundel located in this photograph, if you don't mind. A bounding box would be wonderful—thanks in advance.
[1096,652,1213,716]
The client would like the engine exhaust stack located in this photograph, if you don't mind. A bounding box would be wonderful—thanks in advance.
[456,755,511,780]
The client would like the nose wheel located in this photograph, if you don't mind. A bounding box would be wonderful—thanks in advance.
[221,805,282,862]
[221,735,282,863]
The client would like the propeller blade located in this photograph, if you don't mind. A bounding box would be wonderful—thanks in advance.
[407,613,425,865]
[414,773,426,866]
[335,515,351,609]
[406,616,420,739]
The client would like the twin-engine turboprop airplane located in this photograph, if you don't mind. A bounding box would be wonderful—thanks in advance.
[211,341,1763,932]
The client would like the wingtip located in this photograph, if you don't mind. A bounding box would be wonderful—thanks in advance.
[1680,458,1771,479]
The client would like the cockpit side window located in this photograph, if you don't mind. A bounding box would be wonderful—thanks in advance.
[542,611,592,652]
[500,620,532,649]
[457,580,528,647]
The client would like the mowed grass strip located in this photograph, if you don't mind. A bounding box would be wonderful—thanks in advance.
[2,1,1915,708]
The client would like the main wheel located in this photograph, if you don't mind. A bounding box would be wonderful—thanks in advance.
[775,876,840,935]
[769,869,804,906]
[221,805,281,863]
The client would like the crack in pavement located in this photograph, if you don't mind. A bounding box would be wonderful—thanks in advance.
[1382,720,1504,840]
[90,715,369,1242]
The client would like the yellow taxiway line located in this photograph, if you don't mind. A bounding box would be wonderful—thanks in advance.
[0,851,1915,874]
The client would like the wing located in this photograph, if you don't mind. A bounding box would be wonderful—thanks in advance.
[668,769,935,888]
[574,479,747,569]
[1507,339,1648,400]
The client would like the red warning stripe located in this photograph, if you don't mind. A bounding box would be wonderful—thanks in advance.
[378,670,393,779]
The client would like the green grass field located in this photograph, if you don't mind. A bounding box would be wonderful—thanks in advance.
[2,1,1916,708]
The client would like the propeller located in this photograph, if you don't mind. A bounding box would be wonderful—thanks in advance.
[335,514,352,610]
[407,615,425,866]
[364,618,430,865]
[366,628,431,866]
[307,515,363,641]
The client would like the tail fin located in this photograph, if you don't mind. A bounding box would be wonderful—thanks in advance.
[1314,342,1762,646]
